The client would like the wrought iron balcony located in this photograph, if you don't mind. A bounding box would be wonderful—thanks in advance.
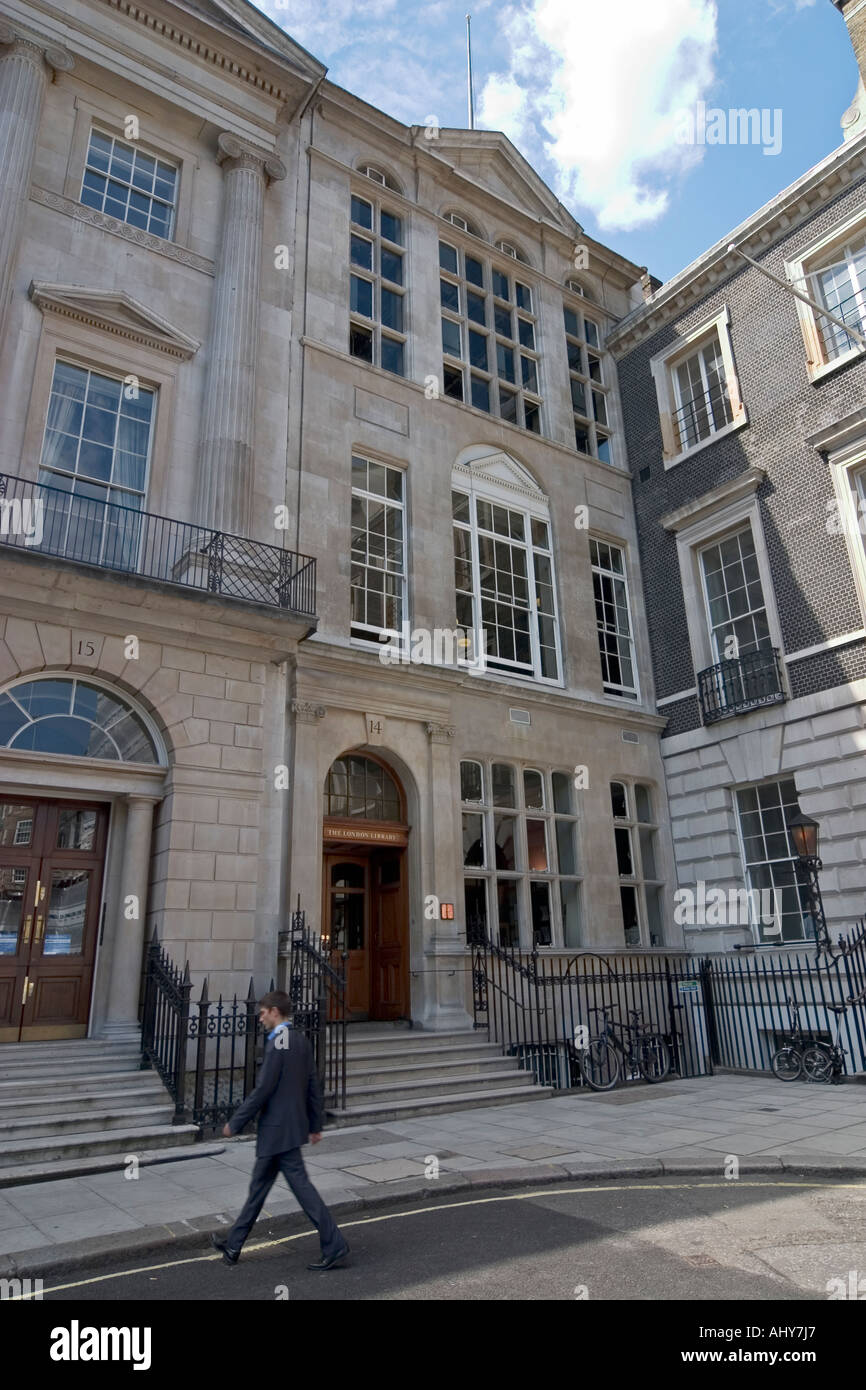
[0,470,316,617]
[697,646,786,725]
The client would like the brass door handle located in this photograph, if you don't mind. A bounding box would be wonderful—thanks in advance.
[23,913,32,944]
[34,915,44,944]
[21,975,28,1006]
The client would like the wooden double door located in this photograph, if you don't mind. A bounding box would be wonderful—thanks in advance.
[0,798,108,1042]
[323,849,408,1020]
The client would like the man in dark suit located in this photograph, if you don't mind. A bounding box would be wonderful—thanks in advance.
[210,990,349,1271]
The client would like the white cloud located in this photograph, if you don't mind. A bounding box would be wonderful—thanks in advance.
[257,0,398,55]
[477,0,719,232]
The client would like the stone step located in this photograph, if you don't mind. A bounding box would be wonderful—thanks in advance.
[327,1083,555,1126]
[345,1039,501,1066]
[0,1068,156,1100]
[0,1054,142,1082]
[344,1028,479,1054]
[0,1123,200,1169]
[342,1069,536,1105]
[0,1081,169,1118]
[0,1141,225,1189]
[0,1038,140,1057]
[1,1103,175,1141]
[344,1054,520,1086]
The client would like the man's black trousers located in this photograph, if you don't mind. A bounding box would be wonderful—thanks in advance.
[226,1148,344,1258]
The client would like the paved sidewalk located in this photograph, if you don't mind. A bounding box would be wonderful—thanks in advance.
[3,1073,866,1277]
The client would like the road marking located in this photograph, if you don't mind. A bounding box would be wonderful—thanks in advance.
[16,1178,866,1299]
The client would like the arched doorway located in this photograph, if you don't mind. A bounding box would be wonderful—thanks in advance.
[0,675,164,1041]
[322,752,409,1021]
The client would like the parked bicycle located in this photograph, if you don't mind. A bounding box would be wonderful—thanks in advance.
[802,1002,849,1084]
[575,1006,671,1092]
[770,998,816,1081]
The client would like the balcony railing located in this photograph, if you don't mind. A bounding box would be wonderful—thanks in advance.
[0,471,316,617]
[673,380,733,453]
[697,646,786,725]
[815,282,866,364]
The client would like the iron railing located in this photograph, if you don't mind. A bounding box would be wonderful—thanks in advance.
[816,282,866,364]
[0,469,316,616]
[471,941,712,1088]
[281,902,348,1112]
[673,380,733,452]
[698,646,786,724]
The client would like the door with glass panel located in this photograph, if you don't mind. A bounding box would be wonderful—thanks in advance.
[0,799,108,1041]
[699,527,775,709]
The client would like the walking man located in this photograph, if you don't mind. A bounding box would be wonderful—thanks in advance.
[211,990,349,1271]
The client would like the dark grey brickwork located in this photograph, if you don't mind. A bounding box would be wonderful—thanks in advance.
[614,172,866,737]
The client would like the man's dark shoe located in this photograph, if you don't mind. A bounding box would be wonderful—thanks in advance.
[306,1242,349,1271]
[210,1233,239,1266]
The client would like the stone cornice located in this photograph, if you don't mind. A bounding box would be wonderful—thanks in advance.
[29,280,201,359]
[607,132,866,357]
[30,186,215,275]
[660,466,768,533]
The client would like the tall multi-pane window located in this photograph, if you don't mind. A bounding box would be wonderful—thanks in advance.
[610,782,664,948]
[807,231,866,364]
[80,130,178,238]
[590,539,638,699]
[439,240,541,431]
[349,194,406,376]
[452,487,560,683]
[38,361,155,569]
[563,301,611,462]
[350,456,406,644]
[699,527,770,664]
[736,779,808,944]
[461,761,581,948]
[671,333,733,452]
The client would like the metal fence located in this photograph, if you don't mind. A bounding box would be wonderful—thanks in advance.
[0,469,317,616]
[280,903,348,1111]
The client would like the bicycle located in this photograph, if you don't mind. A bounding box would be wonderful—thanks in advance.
[770,998,814,1082]
[576,1006,671,1092]
[802,1002,849,1084]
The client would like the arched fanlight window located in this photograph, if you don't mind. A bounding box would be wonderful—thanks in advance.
[495,239,529,265]
[325,754,403,821]
[565,277,586,296]
[357,162,402,193]
[444,211,483,238]
[0,676,161,763]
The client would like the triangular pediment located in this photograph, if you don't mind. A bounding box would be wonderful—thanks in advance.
[433,131,579,239]
[163,0,326,84]
[29,283,200,360]
[453,450,549,507]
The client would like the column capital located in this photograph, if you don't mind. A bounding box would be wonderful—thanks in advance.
[125,793,162,807]
[291,698,327,724]
[216,131,286,185]
[426,721,456,743]
[0,22,74,74]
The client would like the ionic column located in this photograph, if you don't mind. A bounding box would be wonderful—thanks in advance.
[195,133,286,537]
[103,795,159,1037]
[0,25,73,341]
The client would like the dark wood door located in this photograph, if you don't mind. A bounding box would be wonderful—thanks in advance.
[324,855,370,1019]
[0,800,107,1042]
[371,850,408,1021]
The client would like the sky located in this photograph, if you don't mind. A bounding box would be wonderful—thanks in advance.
[252,0,860,282]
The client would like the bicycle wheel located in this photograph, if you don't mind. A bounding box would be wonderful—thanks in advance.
[802,1043,834,1083]
[771,1046,802,1081]
[637,1035,671,1083]
[578,1037,620,1091]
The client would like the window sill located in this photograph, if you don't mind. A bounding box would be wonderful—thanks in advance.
[807,344,866,385]
[663,412,748,470]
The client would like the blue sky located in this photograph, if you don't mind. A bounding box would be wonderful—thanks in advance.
[254,0,859,282]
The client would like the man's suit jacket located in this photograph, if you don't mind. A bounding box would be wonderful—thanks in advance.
[228,1025,324,1156]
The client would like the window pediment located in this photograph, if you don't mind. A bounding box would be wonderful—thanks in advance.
[29,282,200,360]
[453,450,548,507]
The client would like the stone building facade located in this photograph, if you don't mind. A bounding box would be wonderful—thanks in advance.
[0,0,680,1045]
[607,3,866,952]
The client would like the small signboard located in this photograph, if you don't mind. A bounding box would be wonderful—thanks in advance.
[678,980,700,994]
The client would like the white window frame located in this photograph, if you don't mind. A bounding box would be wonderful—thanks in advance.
[733,777,809,946]
[786,209,866,383]
[349,190,407,378]
[649,305,747,468]
[697,526,772,666]
[661,469,786,690]
[349,454,408,650]
[589,537,639,700]
[610,780,665,949]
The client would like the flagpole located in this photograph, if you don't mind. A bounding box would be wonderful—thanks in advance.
[466,13,475,130]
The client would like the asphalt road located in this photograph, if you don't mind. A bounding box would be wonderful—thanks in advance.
[30,1175,866,1302]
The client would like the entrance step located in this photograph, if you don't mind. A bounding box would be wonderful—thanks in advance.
[327,1024,552,1123]
[328,1083,555,1126]
[0,1038,200,1181]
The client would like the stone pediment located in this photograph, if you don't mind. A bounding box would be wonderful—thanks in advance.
[433,131,580,239]
[29,283,200,360]
[173,0,326,84]
[453,450,549,506]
